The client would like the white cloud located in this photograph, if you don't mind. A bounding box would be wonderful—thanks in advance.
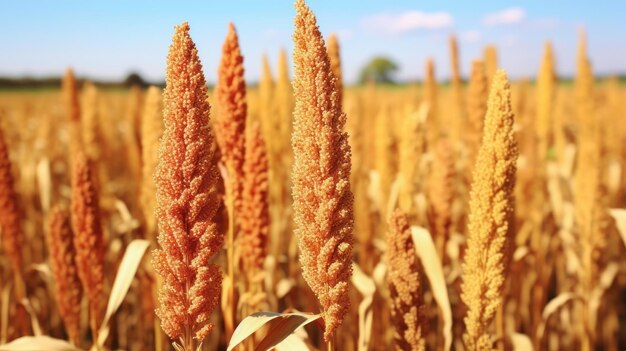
[361,11,453,34]
[461,30,481,44]
[482,7,526,26]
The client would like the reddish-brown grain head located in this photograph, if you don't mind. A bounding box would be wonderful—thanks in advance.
[0,124,23,276]
[48,205,82,345]
[215,22,247,216]
[292,0,354,341]
[241,122,270,276]
[70,152,105,331]
[386,209,426,351]
[63,68,81,123]
[152,22,223,343]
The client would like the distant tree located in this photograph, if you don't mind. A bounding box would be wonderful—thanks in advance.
[124,72,146,88]
[359,56,399,84]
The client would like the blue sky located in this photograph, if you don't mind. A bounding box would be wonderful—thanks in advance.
[1,1,625,84]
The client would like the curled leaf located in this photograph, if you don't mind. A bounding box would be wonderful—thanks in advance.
[0,336,80,351]
[542,292,579,321]
[537,292,582,341]
[510,333,533,351]
[609,208,626,249]
[351,262,375,296]
[357,295,374,351]
[351,262,376,351]
[97,239,150,346]
[410,226,452,351]
[275,279,296,299]
[588,263,619,330]
[227,311,321,351]
[372,261,387,289]
[20,299,42,336]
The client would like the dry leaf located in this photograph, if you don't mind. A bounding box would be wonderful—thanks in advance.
[35,158,51,213]
[20,299,42,336]
[546,162,564,222]
[560,143,576,178]
[0,336,80,351]
[113,199,140,233]
[410,226,452,351]
[608,208,626,248]
[509,333,533,351]
[275,279,295,299]
[542,292,579,321]
[513,246,530,263]
[372,261,387,288]
[227,311,321,351]
[588,263,619,331]
[368,170,381,210]
[351,262,375,351]
[96,239,150,346]
[274,333,311,351]
[29,263,53,288]
[357,295,373,351]
[351,262,375,296]
[607,160,621,195]
[537,292,581,341]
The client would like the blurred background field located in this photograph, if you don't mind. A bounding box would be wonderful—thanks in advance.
[1,1,626,351]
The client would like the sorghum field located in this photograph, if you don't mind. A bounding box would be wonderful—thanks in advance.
[1,1,625,350]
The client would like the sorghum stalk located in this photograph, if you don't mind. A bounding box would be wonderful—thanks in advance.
[386,209,426,351]
[63,68,82,167]
[0,124,24,299]
[484,45,498,86]
[70,152,105,343]
[461,70,518,351]
[240,122,270,283]
[140,86,163,240]
[47,205,82,345]
[449,34,465,145]
[574,28,604,351]
[152,22,223,350]
[292,0,355,341]
[327,33,343,106]
[465,60,488,184]
[214,21,247,339]
[215,22,247,216]
[424,58,438,144]
[536,41,556,159]
[428,137,454,260]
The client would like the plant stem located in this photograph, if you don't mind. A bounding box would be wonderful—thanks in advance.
[496,303,504,351]
[327,334,334,351]
[226,182,236,340]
